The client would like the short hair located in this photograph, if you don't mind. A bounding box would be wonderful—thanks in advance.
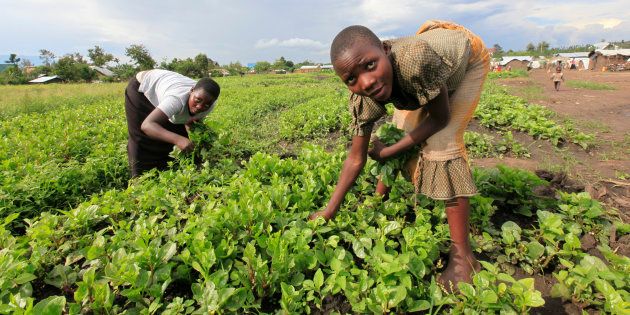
[330,25,382,64]
[193,78,220,98]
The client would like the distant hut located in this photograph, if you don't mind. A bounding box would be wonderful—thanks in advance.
[295,65,320,73]
[90,66,115,79]
[499,56,532,71]
[555,52,591,70]
[295,64,334,73]
[28,75,64,84]
[589,49,630,71]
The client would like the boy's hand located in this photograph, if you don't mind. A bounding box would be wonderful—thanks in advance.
[176,138,195,153]
[368,138,387,162]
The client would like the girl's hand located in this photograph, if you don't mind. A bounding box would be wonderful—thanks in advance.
[368,138,388,162]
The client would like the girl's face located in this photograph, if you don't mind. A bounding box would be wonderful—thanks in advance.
[188,89,215,115]
[333,42,393,102]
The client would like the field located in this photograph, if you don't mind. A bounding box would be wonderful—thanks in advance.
[0,72,628,314]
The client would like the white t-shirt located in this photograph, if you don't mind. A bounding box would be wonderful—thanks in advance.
[137,69,217,124]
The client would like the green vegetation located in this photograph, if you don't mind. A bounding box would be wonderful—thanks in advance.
[0,73,619,314]
[566,80,616,90]
[486,69,528,79]
[476,82,594,149]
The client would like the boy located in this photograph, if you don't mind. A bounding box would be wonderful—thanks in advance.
[550,67,564,91]
[310,21,490,289]
[125,69,220,178]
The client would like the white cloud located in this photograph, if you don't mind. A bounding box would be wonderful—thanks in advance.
[1,1,628,64]
[255,38,326,49]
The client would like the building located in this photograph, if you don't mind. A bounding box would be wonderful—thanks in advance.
[593,42,614,50]
[498,56,533,70]
[294,64,334,73]
[90,66,115,77]
[28,75,64,84]
[554,52,591,70]
[589,49,630,71]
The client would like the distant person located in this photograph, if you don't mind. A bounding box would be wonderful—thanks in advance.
[310,20,490,290]
[550,66,564,91]
[124,69,220,178]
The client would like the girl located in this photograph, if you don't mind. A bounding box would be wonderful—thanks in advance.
[125,69,220,178]
[310,20,490,289]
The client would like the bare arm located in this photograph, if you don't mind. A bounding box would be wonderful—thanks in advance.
[370,85,451,161]
[141,108,194,152]
[310,134,370,220]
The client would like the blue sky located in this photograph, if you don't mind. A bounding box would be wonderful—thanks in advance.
[2,0,628,66]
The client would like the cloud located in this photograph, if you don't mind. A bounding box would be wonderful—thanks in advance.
[255,38,327,49]
[1,0,628,64]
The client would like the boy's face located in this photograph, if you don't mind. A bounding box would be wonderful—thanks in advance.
[188,89,215,115]
[333,42,393,102]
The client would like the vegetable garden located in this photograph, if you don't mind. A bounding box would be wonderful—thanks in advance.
[0,73,627,314]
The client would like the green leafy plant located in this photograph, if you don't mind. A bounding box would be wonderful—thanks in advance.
[369,122,417,186]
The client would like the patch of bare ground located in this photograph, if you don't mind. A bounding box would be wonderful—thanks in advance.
[471,70,630,226]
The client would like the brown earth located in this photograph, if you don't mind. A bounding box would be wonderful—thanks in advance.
[471,69,630,223]
[470,70,629,314]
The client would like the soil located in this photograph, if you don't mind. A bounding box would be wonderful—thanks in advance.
[470,70,630,314]
[472,69,630,222]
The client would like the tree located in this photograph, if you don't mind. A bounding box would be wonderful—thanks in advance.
[526,43,535,52]
[5,54,21,66]
[111,63,136,80]
[254,61,271,73]
[225,61,248,75]
[125,44,156,70]
[272,56,295,71]
[537,41,550,53]
[193,53,210,78]
[54,54,96,82]
[88,45,117,67]
[492,44,504,57]
[39,49,56,67]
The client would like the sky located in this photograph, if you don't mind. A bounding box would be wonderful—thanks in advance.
[1,0,629,66]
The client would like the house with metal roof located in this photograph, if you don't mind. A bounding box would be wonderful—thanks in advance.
[28,75,64,84]
[90,66,114,77]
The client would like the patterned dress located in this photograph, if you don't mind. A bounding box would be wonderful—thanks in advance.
[347,20,490,200]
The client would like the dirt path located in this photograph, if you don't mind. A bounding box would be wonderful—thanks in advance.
[470,69,630,222]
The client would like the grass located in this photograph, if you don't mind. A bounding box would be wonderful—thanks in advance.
[487,69,529,79]
[520,84,546,101]
[598,133,630,161]
[0,82,125,119]
[566,80,616,90]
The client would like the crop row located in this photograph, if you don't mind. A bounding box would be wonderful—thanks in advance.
[475,82,594,149]
[2,141,626,313]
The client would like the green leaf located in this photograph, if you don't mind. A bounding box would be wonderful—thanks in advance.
[458,282,476,298]
[14,273,37,285]
[160,242,177,263]
[313,269,324,290]
[479,290,498,304]
[550,283,570,299]
[32,296,66,315]
[526,241,545,260]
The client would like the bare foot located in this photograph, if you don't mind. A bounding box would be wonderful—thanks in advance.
[437,245,481,293]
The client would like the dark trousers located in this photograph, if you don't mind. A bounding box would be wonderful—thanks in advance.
[124,77,188,178]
